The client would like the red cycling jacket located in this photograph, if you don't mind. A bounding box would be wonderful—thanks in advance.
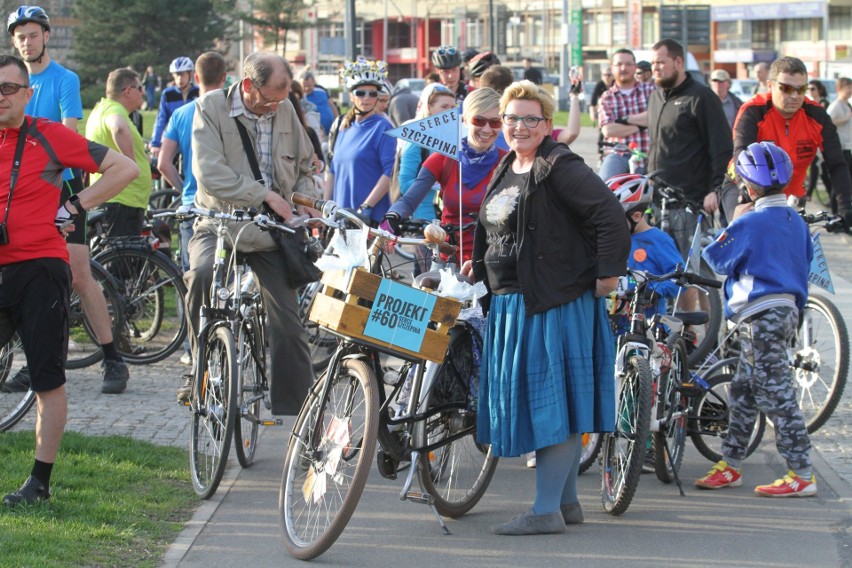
[733,93,852,210]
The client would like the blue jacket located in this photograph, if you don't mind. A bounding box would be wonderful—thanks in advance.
[151,84,200,148]
[702,194,813,320]
[628,227,683,312]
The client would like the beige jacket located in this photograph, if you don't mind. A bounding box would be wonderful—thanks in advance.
[191,83,317,252]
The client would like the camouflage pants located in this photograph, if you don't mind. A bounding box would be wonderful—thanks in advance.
[723,306,812,471]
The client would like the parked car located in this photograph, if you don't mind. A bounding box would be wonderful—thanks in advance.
[394,78,425,98]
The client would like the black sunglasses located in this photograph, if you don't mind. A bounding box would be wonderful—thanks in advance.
[0,82,28,96]
[352,89,379,98]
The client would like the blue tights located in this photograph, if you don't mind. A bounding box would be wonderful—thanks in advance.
[532,434,582,515]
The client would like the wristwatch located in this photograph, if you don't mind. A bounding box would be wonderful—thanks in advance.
[68,194,85,215]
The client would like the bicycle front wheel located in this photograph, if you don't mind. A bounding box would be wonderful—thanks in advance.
[96,247,188,364]
[689,372,766,463]
[234,312,264,468]
[792,294,849,433]
[0,334,36,432]
[190,325,237,499]
[280,358,378,561]
[416,325,498,518]
[653,336,688,484]
[601,355,652,516]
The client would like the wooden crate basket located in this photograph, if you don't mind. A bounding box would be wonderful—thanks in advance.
[308,268,462,363]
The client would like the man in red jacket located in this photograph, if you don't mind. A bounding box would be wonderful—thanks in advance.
[733,56,852,226]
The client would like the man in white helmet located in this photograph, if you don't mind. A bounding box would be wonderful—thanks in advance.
[150,56,199,159]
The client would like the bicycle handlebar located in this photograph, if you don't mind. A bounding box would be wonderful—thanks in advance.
[799,210,846,233]
[290,193,458,256]
[630,266,722,290]
[152,205,299,235]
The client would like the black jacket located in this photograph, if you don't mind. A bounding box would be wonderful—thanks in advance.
[648,72,733,203]
[472,137,630,315]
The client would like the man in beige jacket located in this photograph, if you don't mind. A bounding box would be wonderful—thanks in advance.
[185,51,317,414]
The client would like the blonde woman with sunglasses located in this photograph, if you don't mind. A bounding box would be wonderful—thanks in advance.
[381,87,508,261]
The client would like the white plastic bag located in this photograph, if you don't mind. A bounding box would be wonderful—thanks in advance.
[436,268,487,302]
[314,228,370,272]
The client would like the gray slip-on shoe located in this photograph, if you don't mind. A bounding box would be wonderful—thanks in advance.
[490,510,566,535]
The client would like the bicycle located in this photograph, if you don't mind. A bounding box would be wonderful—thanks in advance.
[602,265,721,513]
[646,170,725,368]
[154,205,287,498]
[84,210,189,365]
[280,194,497,560]
[598,140,647,176]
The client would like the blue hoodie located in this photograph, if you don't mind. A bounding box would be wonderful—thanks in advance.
[702,194,813,320]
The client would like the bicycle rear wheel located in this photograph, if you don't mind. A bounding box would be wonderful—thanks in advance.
[653,336,688,484]
[791,295,848,433]
[65,260,125,370]
[234,311,264,468]
[280,358,378,561]
[416,325,498,518]
[689,372,766,463]
[601,355,652,516]
[189,325,237,499]
[0,334,36,432]
[96,247,187,364]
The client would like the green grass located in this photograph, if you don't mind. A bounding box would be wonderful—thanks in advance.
[0,431,197,568]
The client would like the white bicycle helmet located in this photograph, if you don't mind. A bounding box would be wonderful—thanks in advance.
[607,173,653,214]
[340,58,387,91]
[169,56,194,74]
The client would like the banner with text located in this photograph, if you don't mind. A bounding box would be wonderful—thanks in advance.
[385,108,460,159]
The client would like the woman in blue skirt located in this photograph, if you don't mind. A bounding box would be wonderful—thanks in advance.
[463,80,631,535]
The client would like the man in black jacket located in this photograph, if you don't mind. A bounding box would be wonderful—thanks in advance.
[648,38,733,258]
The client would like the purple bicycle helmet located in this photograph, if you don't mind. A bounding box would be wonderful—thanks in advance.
[735,141,793,192]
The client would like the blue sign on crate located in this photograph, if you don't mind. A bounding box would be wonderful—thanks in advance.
[363,279,437,352]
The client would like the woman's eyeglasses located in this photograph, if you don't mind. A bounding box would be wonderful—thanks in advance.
[470,116,502,128]
[0,82,28,96]
[776,82,808,96]
[501,114,547,128]
[352,89,379,99]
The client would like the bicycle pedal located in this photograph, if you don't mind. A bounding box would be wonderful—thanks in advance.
[402,492,432,505]
[261,419,282,426]
[179,400,190,407]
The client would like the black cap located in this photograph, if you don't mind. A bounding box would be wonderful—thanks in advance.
[636,61,652,72]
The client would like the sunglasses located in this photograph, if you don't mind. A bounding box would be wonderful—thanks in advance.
[352,89,379,98]
[501,114,546,128]
[0,82,28,96]
[470,116,502,128]
[775,82,808,96]
[436,46,457,56]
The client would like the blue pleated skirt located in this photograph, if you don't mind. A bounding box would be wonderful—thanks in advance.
[476,290,616,457]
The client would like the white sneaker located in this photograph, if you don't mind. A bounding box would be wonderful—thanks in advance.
[526,452,536,468]
[179,352,192,365]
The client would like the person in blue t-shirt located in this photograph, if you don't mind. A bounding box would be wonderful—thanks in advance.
[298,68,337,136]
[695,142,817,498]
[158,52,227,272]
[325,59,395,224]
[608,173,683,317]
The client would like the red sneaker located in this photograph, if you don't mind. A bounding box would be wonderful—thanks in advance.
[754,472,817,498]
[694,461,742,489]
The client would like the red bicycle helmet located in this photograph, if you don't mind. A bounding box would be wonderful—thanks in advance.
[607,173,653,213]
